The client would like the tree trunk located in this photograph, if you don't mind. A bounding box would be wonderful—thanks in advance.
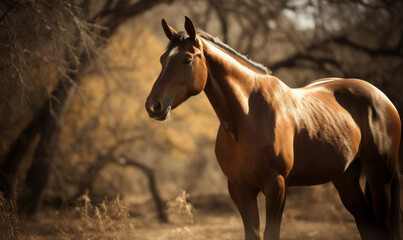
[123,158,168,223]
[17,77,77,214]
[0,104,46,199]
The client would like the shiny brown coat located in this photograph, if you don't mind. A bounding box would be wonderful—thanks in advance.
[145,17,401,240]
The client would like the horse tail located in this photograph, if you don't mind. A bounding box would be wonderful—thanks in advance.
[389,173,401,240]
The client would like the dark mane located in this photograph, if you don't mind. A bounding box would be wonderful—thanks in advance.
[169,31,271,75]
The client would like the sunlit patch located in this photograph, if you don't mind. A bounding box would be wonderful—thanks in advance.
[168,46,180,58]
[306,78,339,87]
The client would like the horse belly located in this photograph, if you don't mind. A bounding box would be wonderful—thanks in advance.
[288,130,359,186]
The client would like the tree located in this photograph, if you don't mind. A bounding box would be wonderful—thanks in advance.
[0,0,173,214]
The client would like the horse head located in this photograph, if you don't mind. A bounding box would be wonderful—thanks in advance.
[145,17,208,121]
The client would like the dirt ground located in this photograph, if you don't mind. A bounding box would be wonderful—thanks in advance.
[129,212,359,240]
[25,208,359,240]
[20,183,366,240]
[122,183,361,240]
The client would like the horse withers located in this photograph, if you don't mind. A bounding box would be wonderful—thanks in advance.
[145,17,401,240]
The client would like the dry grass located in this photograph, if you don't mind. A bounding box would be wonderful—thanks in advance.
[166,190,195,240]
[0,191,134,240]
[54,191,134,240]
[0,193,33,240]
[167,189,194,225]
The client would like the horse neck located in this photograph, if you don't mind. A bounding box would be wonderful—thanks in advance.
[201,39,286,139]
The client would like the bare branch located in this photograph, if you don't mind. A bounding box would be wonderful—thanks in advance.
[331,36,403,57]
[101,0,174,36]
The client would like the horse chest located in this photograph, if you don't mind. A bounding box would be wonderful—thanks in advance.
[215,126,275,187]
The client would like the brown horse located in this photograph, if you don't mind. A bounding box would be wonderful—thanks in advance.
[145,17,401,240]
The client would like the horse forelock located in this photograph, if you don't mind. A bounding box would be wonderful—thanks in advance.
[167,31,187,48]
[168,30,271,75]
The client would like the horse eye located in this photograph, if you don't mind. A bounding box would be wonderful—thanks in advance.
[184,58,192,64]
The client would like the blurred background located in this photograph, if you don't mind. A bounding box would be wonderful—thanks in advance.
[0,0,402,239]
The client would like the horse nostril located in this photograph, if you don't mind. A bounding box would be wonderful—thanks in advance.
[153,101,163,113]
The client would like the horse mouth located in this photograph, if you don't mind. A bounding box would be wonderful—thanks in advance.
[149,105,171,121]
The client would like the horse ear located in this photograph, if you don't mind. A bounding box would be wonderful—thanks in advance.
[161,19,177,40]
[184,16,196,42]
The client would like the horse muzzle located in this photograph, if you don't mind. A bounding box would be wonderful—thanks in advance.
[145,99,172,121]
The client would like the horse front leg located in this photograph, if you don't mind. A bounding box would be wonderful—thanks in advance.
[263,175,286,240]
[228,180,261,240]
